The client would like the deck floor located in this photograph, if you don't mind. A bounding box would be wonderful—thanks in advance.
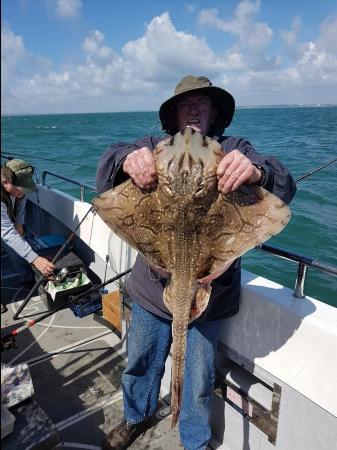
[1,253,186,449]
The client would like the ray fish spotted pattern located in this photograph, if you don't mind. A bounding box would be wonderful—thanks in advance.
[93,127,291,427]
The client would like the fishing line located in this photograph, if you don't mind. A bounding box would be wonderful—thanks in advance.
[3,149,336,184]
[1,152,96,170]
[1,144,335,347]
[295,157,337,183]
[1,121,163,170]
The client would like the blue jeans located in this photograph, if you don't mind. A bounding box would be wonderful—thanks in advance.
[122,303,222,450]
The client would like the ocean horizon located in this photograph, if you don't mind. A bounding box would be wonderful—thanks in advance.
[2,103,337,118]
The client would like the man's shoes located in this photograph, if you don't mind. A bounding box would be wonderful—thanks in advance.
[1,303,8,314]
[102,418,151,450]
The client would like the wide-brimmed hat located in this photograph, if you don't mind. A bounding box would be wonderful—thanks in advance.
[3,159,36,193]
[159,75,235,135]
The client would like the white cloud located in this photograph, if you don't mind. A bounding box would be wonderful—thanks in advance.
[290,41,337,85]
[53,0,82,18]
[223,37,337,105]
[3,12,244,114]
[197,1,278,71]
[277,16,337,91]
[1,24,52,108]
[1,25,26,82]
[281,16,302,49]
[122,12,222,81]
[1,9,337,114]
[316,15,337,54]
[198,1,273,53]
[83,30,120,66]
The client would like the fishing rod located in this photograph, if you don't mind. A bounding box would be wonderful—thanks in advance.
[2,151,336,183]
[295,157,337,183]
[12,205,95,320]
[4,150,336,319]
[1,152,96,170]
[1,268,132,351]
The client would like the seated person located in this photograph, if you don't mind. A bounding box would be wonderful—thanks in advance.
[1,159,55,311]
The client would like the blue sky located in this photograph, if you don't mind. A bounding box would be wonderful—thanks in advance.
[2,0,337,114]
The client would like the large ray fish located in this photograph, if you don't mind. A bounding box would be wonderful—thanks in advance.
[93,127,291,426]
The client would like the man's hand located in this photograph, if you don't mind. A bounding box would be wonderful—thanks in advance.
[123,147,157,190]
[32,256,55,277]
[217,150,262,194]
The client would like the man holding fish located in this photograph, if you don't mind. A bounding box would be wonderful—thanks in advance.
[96,75,296,450]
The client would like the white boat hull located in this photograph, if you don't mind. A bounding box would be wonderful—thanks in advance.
[25,184,337,449]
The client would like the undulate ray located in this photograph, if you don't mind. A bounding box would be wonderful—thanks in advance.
[92,127,291,427]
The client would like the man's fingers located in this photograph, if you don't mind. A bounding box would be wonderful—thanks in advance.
[218,158,245,189]
[43,264,54,276]
[123,147,157,189]
[217,149,260,193]
[142,150,157,178]
[216,150,246,182]
[219,162,251,193]
[231,168,253,191]
[135,173,155,189]
[219,174,236,194]
[216,152,234,178]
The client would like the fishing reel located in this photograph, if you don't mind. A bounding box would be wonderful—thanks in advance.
[54,267,69,283]
[53,267,85,286]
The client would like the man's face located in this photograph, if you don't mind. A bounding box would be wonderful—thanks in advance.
[176,93,217,135]
[2,180,25,199]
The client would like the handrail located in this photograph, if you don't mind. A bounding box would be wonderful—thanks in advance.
[41,170,96,202]
[256,243,337,298]
[39,171,336,299]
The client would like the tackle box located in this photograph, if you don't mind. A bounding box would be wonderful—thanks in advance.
[33,248,91,311]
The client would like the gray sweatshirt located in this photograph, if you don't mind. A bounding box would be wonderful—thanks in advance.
[1,197,38,263]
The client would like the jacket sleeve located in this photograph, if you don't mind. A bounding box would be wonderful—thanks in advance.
[1,202,38,263]
[96,142,136,194]
[96,136,161,194]
[221,136,297,205]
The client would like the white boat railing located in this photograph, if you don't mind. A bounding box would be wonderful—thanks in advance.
[41,170,96,202]
[38,172,337,301]
[257,243,337,298]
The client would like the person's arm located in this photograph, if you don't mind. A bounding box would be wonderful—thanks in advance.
[1,202,38,263]
[96,136,161,194]
[96,142,138,194]
[1,202,55,276]
[220,137,297,205]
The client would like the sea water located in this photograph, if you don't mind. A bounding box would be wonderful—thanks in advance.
[1,107,336,306]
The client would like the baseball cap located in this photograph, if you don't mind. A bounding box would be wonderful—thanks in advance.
[5,159,36,193]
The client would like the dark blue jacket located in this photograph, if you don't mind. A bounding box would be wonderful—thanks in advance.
[96,135,296,321]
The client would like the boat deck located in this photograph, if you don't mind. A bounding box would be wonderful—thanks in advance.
[1,251,185,450]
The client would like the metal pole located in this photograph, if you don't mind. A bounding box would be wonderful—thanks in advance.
[294,262,308,298]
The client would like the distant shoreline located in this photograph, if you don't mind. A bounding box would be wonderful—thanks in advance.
[2,104,337,118]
